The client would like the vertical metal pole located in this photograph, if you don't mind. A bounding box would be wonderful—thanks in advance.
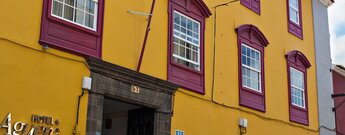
[137,0,156,72]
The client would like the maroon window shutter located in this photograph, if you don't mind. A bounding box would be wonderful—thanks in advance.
[287,0,303,39]
[286,50,311,125]
[167,0,211,94]
[240,0,260,14]
[39,0,104,58]
[236,24,269,112]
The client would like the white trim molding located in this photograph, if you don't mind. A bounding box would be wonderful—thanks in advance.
[333,65,345,77]
[320,0,334,7]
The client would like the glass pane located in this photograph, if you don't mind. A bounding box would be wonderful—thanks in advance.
[65,0,75,6]
[290,9,296,22]
[87,0,95,14]
[289,0,298,9]
[246,47,250,56]
[85,13,94,28]
[187,20,193,30]
[174,24,180,31]
[193,22,199,33]
[174,13,180,24]
[181,28,186,34]
[75,9,84,25]
[192,33,198,39]
[52,1,63,17]
[77,0,85,10]
[186,48,191,59]
[247,57,251,66]
[193,51,198,62]
[173,43,179,55]
[192,46,198,51]
[187,30,192,37]
[180,42,185,57]
[63,5,74,21]
[181,16,186,27]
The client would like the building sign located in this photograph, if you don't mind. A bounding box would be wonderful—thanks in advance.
[0,113,60,135]
[176,130,184,135]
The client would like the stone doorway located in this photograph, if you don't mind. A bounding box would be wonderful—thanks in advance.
[86,58,178,135]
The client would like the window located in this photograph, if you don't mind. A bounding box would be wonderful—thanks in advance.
[168,0,211,94]
[236,24,269,112]
[286,50,311,125]
[51,0,98,30]
[290,67,305,108]
[173,11,200,71]
[240,0,260,14]
[288,0,299,25]
[40,0,104,58]
[287,0,303,39]
[241,44,261,92]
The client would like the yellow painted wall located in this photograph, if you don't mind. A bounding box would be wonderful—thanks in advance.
[102,0,319,135]
[0,0,319,134]
[0,0,89,134]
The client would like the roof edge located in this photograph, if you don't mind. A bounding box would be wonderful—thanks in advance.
[320,0,334,7]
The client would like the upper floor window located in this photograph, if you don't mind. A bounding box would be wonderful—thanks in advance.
[288,0,300,25]
[173,11,200,71]
[236,24,269,112]
[240,0,260,14]
[52,0,98,30]
[241,44,261,92]
[290,67,305,108]
[40,0,104,58]
[167,0,211,94]
[287,0,303,39]
[286,50,311,125]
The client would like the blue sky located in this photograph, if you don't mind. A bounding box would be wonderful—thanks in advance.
[335,25,345,36]
[329,1,345,65]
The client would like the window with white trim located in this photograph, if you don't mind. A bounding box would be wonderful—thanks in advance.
[172,11,200,71]
[289,0,300,25]
[241,44,261,92]
[290,67,305,108]
[52,0,98,30]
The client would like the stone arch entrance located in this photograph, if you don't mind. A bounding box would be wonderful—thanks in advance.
[86,58,178,135]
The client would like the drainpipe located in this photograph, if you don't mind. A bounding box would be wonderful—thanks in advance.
[136,0,157,72]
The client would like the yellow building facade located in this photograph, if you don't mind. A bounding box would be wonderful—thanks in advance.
[0,0,322,135]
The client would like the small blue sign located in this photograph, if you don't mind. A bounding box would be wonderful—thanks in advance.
[176,130,184,135]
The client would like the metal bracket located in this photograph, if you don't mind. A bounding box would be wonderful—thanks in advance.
[331,93,345,98]
[332,93,345,111]
[127,10,152,16]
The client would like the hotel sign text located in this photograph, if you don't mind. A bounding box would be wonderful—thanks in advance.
[0,113,60,135]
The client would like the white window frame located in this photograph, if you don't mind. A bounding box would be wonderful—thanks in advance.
[289,0,300,25]
[51,0,98,31]
[241,44,262,92]
[172,11,201,71]
[290,67,306,108]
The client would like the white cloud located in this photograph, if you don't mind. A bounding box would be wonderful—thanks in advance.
[329,1,345,65]
[331,35,345,65]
